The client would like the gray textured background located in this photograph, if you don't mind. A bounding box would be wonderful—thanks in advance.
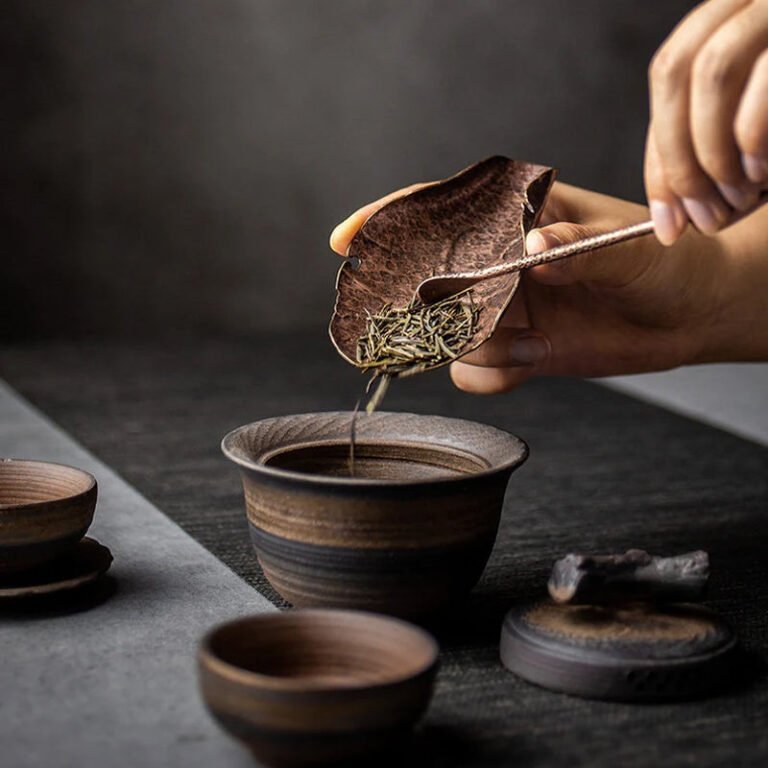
[2,0,696,338]
[4,1,765,443]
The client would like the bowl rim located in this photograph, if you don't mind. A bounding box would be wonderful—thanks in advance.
[198,609,440,693]
[221,411,528,488]
[0,458,97,511]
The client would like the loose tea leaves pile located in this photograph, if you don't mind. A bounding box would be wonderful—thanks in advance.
[355,289,480,377]
[353,288,479,417]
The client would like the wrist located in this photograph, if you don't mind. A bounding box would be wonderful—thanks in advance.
[691,214,768,364]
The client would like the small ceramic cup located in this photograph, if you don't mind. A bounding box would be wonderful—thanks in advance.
[222,411,527,617]
[198,609,439,766]
[0,459,97,573]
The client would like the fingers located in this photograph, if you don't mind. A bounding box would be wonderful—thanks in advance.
[452,292,549,395]
[525,183,654,285]
[646,129,689,245]
[534,182,616,226]
[329,182,432,256]
[450,330,551,394]
[689,2,768,207]
[524,220,653,287]
[451,361,536,394]
[736,47,768,183]
[647,0,750,236]
[458,327,551,369]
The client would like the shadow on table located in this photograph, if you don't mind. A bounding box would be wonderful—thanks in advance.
[360,724,536,768]
[425,577,549,649]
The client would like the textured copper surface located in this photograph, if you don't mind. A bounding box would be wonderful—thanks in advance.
[329,156,555,370]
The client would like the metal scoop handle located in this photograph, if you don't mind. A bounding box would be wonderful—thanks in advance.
[417,220,655,304]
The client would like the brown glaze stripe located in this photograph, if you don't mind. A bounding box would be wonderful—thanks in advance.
[0,496,95,544]
[243,469,507,548]
[204,678,434,732]
[252,526,496,614]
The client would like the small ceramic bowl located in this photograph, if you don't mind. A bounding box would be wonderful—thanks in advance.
[222,411,527,617]
[0,459,97,573]
[198,609,439,767]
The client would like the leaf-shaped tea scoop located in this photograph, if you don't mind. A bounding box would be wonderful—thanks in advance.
[329,156,556,374]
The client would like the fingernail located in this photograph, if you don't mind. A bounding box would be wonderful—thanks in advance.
[742,153,768,184]
[716,182,759,212]
[526,229,554,255]
[509,334,549,366]
[649,200,685,244]
[681,197,728,235]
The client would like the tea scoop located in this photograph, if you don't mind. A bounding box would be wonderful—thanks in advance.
[330,156,655,376]
[329,156,557,373]
[416,219,655,304]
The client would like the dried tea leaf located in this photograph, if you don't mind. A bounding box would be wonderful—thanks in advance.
[356,288,479,376]
[329,156,555,372]
[365,373,391,413]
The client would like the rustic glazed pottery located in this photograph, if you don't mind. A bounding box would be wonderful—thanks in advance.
[501,602,738,701]
[198,609,438,767]
[222,411,528,617]
[0,459,97,573]
[0,537,112,598]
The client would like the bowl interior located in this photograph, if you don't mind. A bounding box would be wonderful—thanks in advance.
[223,411,527,484]
[204,611,438,689]
[0,460,95,508]
[264,440,489,480]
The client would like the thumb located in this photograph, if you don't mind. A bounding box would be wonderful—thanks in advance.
[525,221,650,286]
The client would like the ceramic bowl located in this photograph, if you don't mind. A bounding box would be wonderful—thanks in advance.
[0,459,97,573]
[198,609,439,766]
[222,411,527,617]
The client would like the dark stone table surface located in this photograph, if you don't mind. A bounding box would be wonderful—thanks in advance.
[1,334,767,767]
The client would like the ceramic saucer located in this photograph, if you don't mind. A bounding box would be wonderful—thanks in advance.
[0,537,113,598]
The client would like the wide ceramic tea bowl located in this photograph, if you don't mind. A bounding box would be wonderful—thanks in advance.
[0,459,97,573]
[198,609,438,767]
[221,411,527,617]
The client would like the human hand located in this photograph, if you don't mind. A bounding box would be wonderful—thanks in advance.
[331,180,766,394]
[646,0,768,244]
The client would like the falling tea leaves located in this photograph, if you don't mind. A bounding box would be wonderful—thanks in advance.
[347,289,480,475]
